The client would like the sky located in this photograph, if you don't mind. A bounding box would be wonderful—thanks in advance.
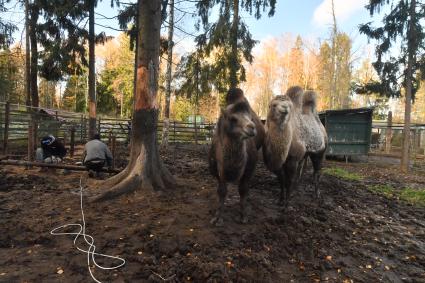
[94,0,374,55]
[5,0,377,58]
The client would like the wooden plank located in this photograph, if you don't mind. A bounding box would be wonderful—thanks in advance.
[0,159,121,173]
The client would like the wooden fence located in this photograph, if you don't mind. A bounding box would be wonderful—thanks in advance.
[0,102,215,156]
[371,119,425,158]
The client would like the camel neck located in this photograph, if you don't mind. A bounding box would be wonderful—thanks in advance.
[222,134,246,159]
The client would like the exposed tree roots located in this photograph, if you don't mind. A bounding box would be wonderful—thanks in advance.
[89,133,175,202]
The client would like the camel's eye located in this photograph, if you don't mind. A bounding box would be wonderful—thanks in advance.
[230,117,238,124]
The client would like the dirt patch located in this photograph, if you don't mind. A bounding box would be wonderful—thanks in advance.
[0,146,424,282]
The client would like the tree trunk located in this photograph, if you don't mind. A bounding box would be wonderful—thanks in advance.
[330,0,338,109]
[25,0,33,162]
[401,0,416,172]
[91,0,175,202]
[28,2,39,162]
[161,0,174,148]
[229,0,239,88]
[88,0,97,139]
[29,5,38,108]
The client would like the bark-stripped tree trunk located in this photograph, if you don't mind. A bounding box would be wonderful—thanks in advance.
[229,0,239,88]
[88,0,97,139]
[401,0,416,172]
[161,0,174,148]
[91,0,175,201]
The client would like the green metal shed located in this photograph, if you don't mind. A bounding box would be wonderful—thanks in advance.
[319,107,374,156]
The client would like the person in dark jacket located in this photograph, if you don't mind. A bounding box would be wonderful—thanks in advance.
[83,133,113,177]
[36,135,67,163]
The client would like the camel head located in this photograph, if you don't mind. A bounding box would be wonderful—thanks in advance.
[222,101,257,140]
[267,95,293,126]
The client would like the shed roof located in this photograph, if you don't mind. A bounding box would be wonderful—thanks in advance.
[319,107,374,116]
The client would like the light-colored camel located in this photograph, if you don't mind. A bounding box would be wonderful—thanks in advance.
[263,86,327,206]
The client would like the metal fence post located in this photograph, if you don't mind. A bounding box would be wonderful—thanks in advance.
[70,127,75,157]
[173,121,176,144]
[385,111,392,154]
[97,118,101,136]
[194,117,198,145]
[111,134,116,169]
[55,110,59,138]
[2,102,10,155]
[80,114,84,142]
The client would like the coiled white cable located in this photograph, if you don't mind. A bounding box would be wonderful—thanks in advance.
[50,178,126,283]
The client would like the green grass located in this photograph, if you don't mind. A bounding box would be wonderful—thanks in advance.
[366,184,425,207]
[399,188,425,206]
[367,184,397,198]
[322,167,363,181]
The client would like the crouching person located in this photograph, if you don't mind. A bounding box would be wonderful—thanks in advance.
[36,135,67,163]
[83,133,113,178]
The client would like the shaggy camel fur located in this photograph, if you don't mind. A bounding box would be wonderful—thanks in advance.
[299,90,328,197]
[263,87,327,206]
[209,99,258,225]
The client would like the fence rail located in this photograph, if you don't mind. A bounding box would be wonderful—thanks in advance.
[0,102,215,155]
[1,102,424,161]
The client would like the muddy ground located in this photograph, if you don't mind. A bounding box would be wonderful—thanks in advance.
[0,145,425,283]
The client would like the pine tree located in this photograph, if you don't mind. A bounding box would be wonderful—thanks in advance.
[194,0,276,91]
[359,0,425,172]
[0,0,17,48]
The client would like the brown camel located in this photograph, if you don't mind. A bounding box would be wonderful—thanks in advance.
[209,99,258,225]
[225,88,265,150]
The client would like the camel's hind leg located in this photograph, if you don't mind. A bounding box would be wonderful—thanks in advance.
[211,181,227,226]
[310,152,325,199]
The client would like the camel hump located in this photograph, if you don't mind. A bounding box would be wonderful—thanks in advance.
[302,90,318,113]
[226,88,247,105]
[285,86,303,109]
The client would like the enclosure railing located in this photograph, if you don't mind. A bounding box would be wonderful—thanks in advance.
[3,101,424,161]
[0,102,216,156]
[371,119,425,160]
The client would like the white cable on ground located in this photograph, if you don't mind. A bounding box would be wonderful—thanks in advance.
[50,178,126,283]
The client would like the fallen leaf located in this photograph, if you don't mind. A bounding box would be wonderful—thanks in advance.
[57,269,64,275]
[385,266,390,271]
[366,265,372,269]
[137,251,143,255]
[325,256,332,261]
[0,273,6,276]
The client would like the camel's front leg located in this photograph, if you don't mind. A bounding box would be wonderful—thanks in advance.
[211,181,227,226]
[238,180,249,224]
